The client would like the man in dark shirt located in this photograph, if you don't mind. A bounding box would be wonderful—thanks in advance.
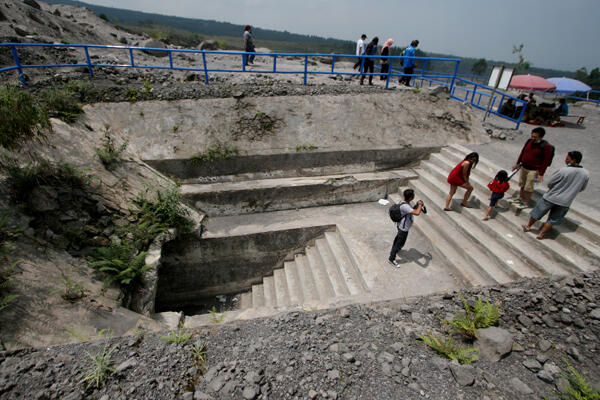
[512,127,554,207]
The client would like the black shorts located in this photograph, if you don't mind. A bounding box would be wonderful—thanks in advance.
[489,192,504,207]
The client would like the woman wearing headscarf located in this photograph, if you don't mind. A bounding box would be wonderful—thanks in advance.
[360,37,379,85]
[380,38,394,80]
[243,25,255,66]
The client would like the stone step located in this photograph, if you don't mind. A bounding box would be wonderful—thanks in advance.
[423,151,600,269]
[181,169,417,216]
[413,169,545,279]
[240,291,253,310]
[402,180,519,285]
[284,260,304,305]
[314,237,351,297]
[251,284,264,308]
[273,268,291,307]
[388,192,492,287]
[444,144,600,243]
[305,246,337,300]
[262,276,276,308]
[294,254,320,302]
[324,230,370,294]
[416,161,591,275]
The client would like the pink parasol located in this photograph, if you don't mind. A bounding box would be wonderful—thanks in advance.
[508,74,556,91]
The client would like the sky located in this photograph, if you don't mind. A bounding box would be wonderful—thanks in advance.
[79,0,599,72]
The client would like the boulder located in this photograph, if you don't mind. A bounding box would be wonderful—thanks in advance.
[142,39,169,57]
[449,362,475,386]
[476,327,513,362]
[199,40,219,51]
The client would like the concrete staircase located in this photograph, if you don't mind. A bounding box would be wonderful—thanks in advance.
[239,229,369,310]
[393,143,600,287]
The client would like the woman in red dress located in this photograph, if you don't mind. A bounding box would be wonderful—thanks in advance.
[444,152,479,211]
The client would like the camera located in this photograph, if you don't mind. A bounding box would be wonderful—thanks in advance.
[413,201,427,214]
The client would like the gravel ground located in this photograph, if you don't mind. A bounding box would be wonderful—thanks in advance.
[1,271,599,400]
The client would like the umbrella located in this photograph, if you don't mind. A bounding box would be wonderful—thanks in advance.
[548,77,591,93]
[509,74,556,91]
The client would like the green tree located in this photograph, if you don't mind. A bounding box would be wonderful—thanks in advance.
[471,58,488,76]
[512,43,531,74]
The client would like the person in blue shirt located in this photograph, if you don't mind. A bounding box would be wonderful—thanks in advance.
[554,98,569,117]
[400,40,419,86]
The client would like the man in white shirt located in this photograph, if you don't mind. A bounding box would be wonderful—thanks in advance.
[389,189,425,267]
[353,34,367,70]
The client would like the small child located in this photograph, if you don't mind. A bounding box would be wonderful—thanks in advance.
[483,170,510,221]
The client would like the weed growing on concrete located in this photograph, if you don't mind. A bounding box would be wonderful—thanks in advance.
[143,79,152,94]
[59,274,85,302]
[189,145,239,164]
[418,333,479,364]
[208,306,225,323]
[172,125,179,133]
[295,145,318,152]
[89,242,150,287]
[192,341,208,369]
[66,328,108,342]
[0,84,49,150]
[443,295,499,339]
[161,329,192,344]
[95,128,128,171]
[552,359,600,400]
[126,88,139,102]
[82,340,118,388]
[133,187,193,234]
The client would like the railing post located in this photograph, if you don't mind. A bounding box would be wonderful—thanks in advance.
[450,59,460,92]
[168,50,173,69]
[385,59,392,90]
[273,55,277,73]
[129,48,135,67]
[242,53,246,72]
[202,52,209,85]
[10,45,26,85]
[304,55,308,85]
[331,55,335,74]
[84,46,93,77]
[471,84,477,105]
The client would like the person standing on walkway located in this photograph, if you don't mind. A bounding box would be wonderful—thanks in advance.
[379,38,394,80]
[512,127,554,207]
[444,152,479,211]
[522,151,589,240]
[400,40,419,86]
[360,37,379,86]
[353,34,367,70]
[243,25,255,66]
[389,189,424,267]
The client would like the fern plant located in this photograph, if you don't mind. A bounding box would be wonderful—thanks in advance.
[89,242,150,286]
[444,295,499,339]
[555,359,600,400]
[133,188,193,234]
[418,333,479,365]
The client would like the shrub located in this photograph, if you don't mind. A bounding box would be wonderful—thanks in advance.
[418,333,479,365]
[95,129,128,171]
[40,85,84,123]
[133,187,193,234]
[0,84,49,149]
[443,295,499,340]
[89,241,150,287]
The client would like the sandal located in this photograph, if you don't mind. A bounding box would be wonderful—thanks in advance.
[443,208,452,211]
[521,225,531,233]
[461,203,471,208]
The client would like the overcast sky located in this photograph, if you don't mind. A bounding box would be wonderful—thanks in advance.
[81,0,599,72]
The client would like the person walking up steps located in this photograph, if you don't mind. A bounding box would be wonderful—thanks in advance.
[522,151,589,240]
[512,127,554,208]
[444,152,479,211]
[388,189,424,267]
[483,170,510,221]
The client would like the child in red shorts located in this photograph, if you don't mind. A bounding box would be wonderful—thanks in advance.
[483,170,510,221]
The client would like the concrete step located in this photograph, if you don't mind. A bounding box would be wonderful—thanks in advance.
[413,169,545,279]
[181,169,417,216]
[416,162,590,275]
[324,230,370,294]
[444,143,600,243]
[403,180,519,284]
[388,192,492,287]
[240,291,253,310]
[314,237,351,297]
[284,260,304,305]
[273,268,291,307]
[252,284,264,308]
[262,276,276,307]
[294,254,320,302]
[305,246,337,300]
[423,152,600,270]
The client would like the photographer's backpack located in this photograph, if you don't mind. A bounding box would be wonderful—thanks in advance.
[389,202,407,222]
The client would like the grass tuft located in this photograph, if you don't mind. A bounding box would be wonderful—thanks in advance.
[82,340,118,388]
[418,333,479,364]
[0,84,49,150]
[161,329,192,344]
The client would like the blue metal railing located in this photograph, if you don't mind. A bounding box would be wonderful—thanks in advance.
[1,42,527,127]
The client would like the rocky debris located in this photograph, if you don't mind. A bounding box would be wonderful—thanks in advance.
[142,39,169,57]
[475,327,513,362]
[1,271,599,399]
[199,40,218,50]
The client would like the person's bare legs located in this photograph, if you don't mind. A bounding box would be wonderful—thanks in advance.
[521,190,533,205]
[461,183,473,207]
[483,206,493,220]
[521,216,537,232]
[536,222,553,239]
[445,185,457,210]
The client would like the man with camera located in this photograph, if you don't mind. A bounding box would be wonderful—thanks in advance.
[388,189,425,267]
